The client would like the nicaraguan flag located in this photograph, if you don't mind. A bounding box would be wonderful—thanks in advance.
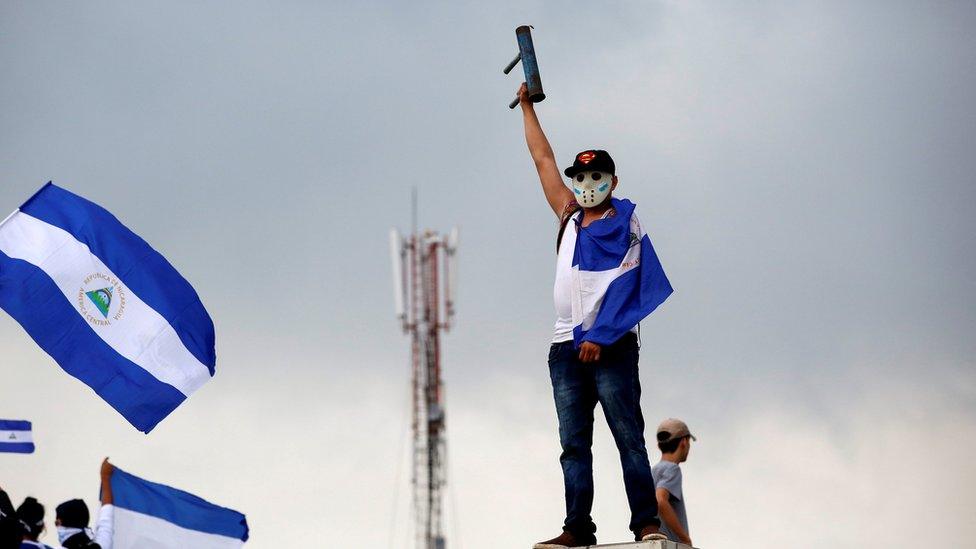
[0,419,34,453]
[0,183,216,433]
[571,197,673,347]
[108,467,249,548]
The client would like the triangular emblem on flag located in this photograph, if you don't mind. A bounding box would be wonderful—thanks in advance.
[85,287,113,318]
[8,433,16,440]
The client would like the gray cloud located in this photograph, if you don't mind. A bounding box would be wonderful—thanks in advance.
[2,1,974,547]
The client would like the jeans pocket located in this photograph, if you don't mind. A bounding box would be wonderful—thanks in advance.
[548,343,562,364]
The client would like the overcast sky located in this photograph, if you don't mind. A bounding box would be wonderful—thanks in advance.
[2,1,975,547]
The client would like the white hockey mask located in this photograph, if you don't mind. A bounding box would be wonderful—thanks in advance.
[572,170,613,208]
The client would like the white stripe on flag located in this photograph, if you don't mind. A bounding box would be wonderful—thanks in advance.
[0,430,33,443]
[113,507,244,549]
[571,211,647,333]
[0,211,211,396]
[571,249,642,332]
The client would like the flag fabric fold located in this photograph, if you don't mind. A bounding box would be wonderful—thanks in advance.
[108,467,248,548]
[571,197,673,348]
[0,419,34,453]
[0,183,216,432]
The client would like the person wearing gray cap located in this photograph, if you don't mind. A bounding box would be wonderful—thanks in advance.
[652,418,696,545]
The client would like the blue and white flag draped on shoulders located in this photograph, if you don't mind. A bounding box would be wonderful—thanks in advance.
[0,419,34,453]
[0,183,216,433]
[571,197,673,348]
[108,467,249,548]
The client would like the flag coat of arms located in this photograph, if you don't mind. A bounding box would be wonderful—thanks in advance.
[0,183,216,432]
[108,467,249,548]
[0,420,34,453]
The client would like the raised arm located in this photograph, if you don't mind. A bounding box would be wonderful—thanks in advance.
[518,83,574,217]
[100,457,114,505]
[96,458,116,549]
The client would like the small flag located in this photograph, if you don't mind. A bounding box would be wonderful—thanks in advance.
[0,183,216,433]
[108,467,249,548]
[0,420,35,453]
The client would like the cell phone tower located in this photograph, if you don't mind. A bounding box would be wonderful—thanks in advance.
[390,204,458,549]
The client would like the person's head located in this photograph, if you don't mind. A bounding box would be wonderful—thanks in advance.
[656,417,696,463]
[16,496,45,540]
[564,149,618,209]
[54,499,89,529]
[55,499,92,546]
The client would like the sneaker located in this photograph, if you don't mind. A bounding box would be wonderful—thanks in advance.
[533,529,596,548]
[638,524,667,541]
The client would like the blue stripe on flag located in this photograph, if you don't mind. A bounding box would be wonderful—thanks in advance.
[574,215,673,348]
[0,251,187,433]
[571,198,637,271]
[574,249,669,345]
[0,420,31,431]
[0,442,35,454]
[19,183,216,374]
[110,467,249,541]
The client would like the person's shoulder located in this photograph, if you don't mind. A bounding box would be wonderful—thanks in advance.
[559,199,581,224]
[611,197,640,223]
[653,460,681,477]
[612,197,636,210]
[19,542,55,549]
[653,460,684,499]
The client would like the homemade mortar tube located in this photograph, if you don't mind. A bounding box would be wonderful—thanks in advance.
[508,25,545,109]
[503,53,521,75]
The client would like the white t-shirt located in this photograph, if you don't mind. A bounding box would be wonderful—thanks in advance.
[552,213,577,343]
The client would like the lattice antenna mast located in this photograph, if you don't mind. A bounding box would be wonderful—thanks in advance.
[390,218,458,549]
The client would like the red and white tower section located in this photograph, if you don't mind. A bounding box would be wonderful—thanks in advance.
[390,225,458,549]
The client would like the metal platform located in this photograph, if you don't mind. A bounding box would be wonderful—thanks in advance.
[534,540,694,549]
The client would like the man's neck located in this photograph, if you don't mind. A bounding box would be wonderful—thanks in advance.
[662,453,682,464]
[580,197,614,225]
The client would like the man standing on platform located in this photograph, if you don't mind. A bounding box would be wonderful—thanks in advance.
[516,83,674,548]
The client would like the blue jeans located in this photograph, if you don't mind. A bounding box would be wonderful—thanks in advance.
[548,333,660,539]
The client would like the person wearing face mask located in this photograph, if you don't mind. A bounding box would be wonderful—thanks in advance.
[516,82,674,548]
[16,497,53,549]
[54,459,115,549]
[0,488,52,549]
